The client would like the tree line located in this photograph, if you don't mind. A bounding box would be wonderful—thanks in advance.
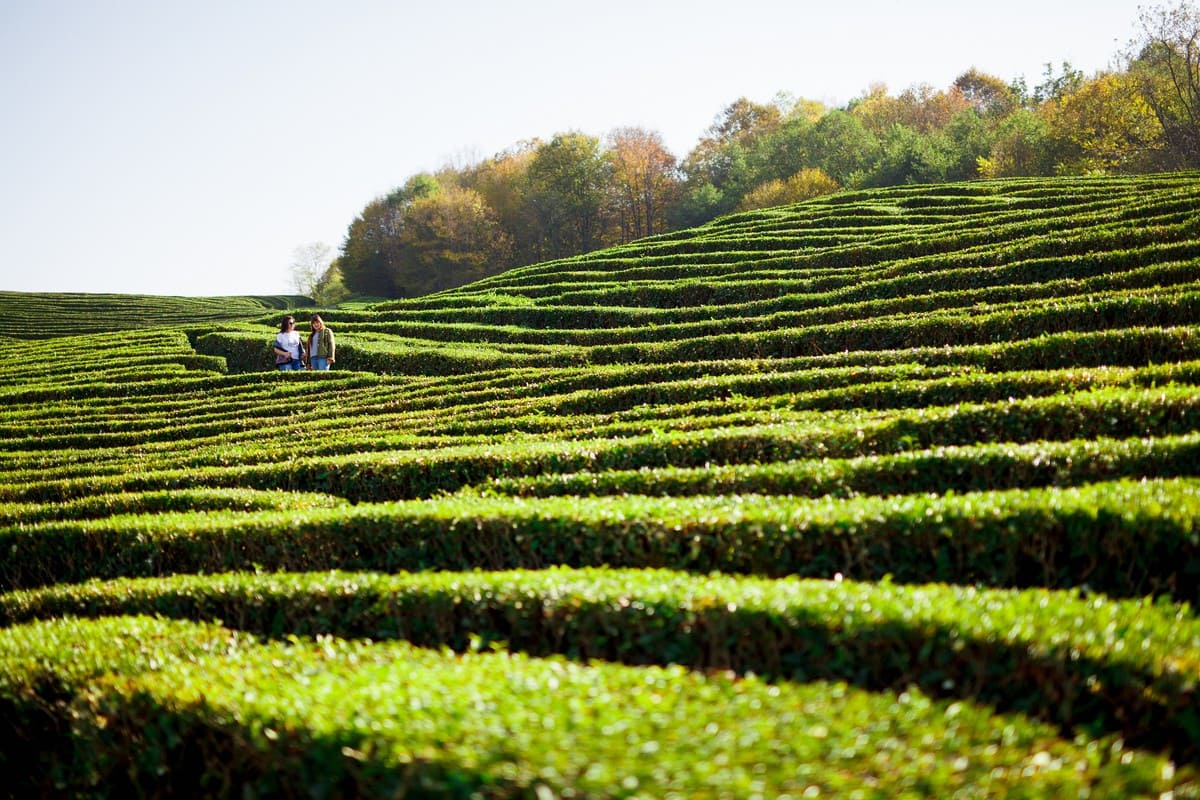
[312,2,1200,302]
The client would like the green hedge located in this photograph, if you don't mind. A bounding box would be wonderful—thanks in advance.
[3,479,1197,600]
[0,488,348,525]
[4,568,1198,762]
[481,432,1200,499]
[0,616,1187,797]
[5,384,1198,501]
[590,291,1200,363]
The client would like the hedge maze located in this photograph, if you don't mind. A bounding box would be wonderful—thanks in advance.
[1,173,1199,796]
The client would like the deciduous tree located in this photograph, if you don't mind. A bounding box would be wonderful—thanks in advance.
[607,127,679,242]
[527,132,611,259]
[1044,72,1163,173]
[1032,61,1085,105]
[852,83,970,135]
[977,110,1055,177]
[395,185,512,295]
[313,261,350,305]
[738,168,839,211]
[338,197,402,297]
[676,98,783,222]
[470,143,543,265]
[288,242,332,299]
[337,175,439,298]
[1127,1,1200,166]
[704,97,782,146]
[954,69,1019,118]
[753,110,819,184]
[804,110,880,185]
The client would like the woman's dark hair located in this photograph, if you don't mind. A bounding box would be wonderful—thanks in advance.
[279,316,296,332]
[310,314,324,325]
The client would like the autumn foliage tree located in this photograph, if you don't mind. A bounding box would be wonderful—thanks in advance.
[1044,72,1163,173]
[606,127,678,242]
[955,69,1019,118]
[737,167,839,211]
[976,110,1055,178]
[1127,1,1200,166]
[394,185,513,296]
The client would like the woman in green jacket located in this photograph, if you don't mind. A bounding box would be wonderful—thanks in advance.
[307,314,336,370]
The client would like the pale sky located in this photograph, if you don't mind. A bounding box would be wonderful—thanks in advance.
[0,0,1142,296]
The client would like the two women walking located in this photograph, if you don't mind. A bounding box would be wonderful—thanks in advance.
[273,314,336,371]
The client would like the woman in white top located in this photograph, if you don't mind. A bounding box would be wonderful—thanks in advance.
[272,315,307,370]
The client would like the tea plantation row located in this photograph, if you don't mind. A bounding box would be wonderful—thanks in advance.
[1,173,1199,797]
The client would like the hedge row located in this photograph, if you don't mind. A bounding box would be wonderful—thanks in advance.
[5,173,1200,796]
[285,271,1200,350]
[501,236,1200,314]
[590,291,1200,364]
[0,488,348,526]
[481,207,1199,304]
[183,312,1200,383]
[479,432,1200,499]
[3,478,1197,601]
[3,383,1197,501]
[193,328,587,375]
[2,616,1184,797]
[75,333,1190,464]
[545,359,1199,418]
[4,568,1198,761]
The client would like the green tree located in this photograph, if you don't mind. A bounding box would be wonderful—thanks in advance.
[942,110,995,180]
[1031,61,1085,105]
[676,98,783,222]
[337,175,441,298]
[677,141,752,218]
[313,261,350,305]
[667,183,726,230]
[527,132,611,259]
[338,197,402,297]
[864,125,957,186]
[977,110,1055,177]
[804,110,880,186]
[752,110,819,184]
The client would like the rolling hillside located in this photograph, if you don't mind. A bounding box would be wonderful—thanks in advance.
[1,173,1199,797]
[0,291,308,338]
